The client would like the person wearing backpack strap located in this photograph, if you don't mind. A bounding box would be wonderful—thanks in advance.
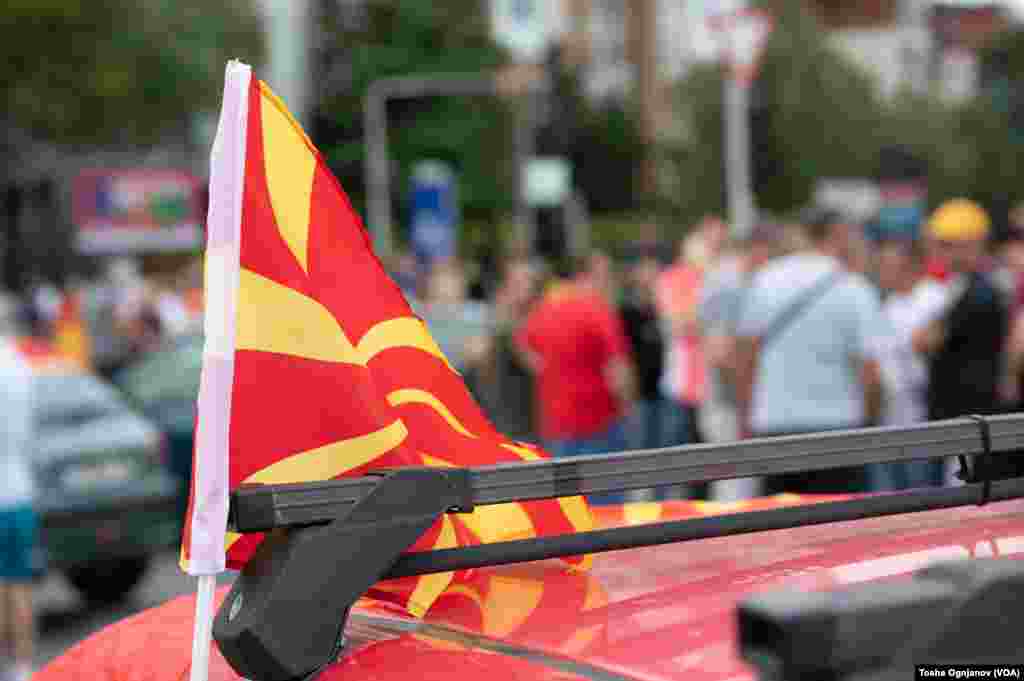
[735,208,886,494]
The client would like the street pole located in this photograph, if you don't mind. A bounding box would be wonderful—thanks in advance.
[628,0,658,200]
[718,7,772,243]
[724,73,755,241]
[261,0,313,129]
[514,96,537,252]
[364,83,392,260]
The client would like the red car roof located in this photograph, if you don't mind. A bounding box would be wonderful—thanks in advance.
[36,496,1024,681]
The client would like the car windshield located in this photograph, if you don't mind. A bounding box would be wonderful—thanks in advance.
[34,372,126,432]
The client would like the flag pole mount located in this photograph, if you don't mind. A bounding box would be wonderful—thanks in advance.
[189,574,218,681]
[213,467,474,681]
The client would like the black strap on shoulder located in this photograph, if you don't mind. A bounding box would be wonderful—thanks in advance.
[760,269,844,349]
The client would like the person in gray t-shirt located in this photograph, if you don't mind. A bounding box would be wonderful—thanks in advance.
[698,223,782,501]
[697,222,781,445]
[413,260,494,404]
[734,210,886,494]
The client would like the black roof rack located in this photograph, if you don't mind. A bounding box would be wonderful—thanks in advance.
[739,558,1024,679]
[213,414,1024,681]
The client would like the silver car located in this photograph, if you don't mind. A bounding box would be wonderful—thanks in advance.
[32,368,181,604]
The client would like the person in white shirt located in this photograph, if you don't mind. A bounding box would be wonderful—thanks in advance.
[152,285,192,338]
[871,239,949,490]
[878,240,948,422]
[697,222,782,501]
[0,295,37,681]
[735,209,886,494]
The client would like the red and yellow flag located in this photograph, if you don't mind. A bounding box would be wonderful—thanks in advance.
[52,291,91,370]
[181,62,591,616]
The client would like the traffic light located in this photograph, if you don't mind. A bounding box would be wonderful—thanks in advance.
[536,45,575,157]
[532,45,576,262]
[534,205,568,262]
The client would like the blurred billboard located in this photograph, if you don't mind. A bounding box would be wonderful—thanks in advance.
[72,169,203,254]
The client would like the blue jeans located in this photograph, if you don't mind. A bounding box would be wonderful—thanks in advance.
[867,461,945,492]
[0,505,39,581]
[662,400,700,447]
[547,421,628,505]
[623,399,691,501]
[657,400,707,500]
[626,399,667,451]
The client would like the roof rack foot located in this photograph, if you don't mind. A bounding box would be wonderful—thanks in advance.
[212,467,471,681]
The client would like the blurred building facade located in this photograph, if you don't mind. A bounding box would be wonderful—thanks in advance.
[822,1,1011,103]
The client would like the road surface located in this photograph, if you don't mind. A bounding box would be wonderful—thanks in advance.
[36,551,236,669]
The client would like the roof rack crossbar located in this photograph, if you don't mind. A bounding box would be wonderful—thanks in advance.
[987,412,1024,452]
[213,415,1024,681]
[230,416,1024,533]
[386,476,1024,578]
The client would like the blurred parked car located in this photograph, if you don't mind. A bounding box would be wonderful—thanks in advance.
[21,342,181,604]
[112,333,202,512]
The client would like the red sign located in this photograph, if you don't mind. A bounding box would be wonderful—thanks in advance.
[930,4,1007,50]
[72,169,204,254]
[714,8,774,86]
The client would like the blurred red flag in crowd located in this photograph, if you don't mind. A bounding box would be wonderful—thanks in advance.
[53,292,91,370]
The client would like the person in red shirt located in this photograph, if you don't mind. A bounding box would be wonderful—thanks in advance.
[516,254,636,478]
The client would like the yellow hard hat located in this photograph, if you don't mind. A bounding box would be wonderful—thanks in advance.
[927,199,990,242]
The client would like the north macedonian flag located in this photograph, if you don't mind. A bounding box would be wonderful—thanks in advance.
[181,61,592,615]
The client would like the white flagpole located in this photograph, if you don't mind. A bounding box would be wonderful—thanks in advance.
[190,575,218,681]
[186,58,250,681]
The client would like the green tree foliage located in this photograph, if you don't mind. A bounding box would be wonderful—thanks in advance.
[872,35,1024,229]
[1,0,263,144]
[671,1,885,223]
[673,66,727,223]
[965,32,1024,221]
[313,0,514,223]
[568,83,645,215]
[312,1,654,232]
[671,1,1024,231]
[875,34,1024,226]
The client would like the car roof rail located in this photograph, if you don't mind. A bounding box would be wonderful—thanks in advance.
[213,414,1024,681]
[738,558,1024,681]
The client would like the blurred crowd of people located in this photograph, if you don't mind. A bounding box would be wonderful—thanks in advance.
[390,198,1024,502]
[6,197,1024,517]
[14,257,204,378]
[3,196,1024,678]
